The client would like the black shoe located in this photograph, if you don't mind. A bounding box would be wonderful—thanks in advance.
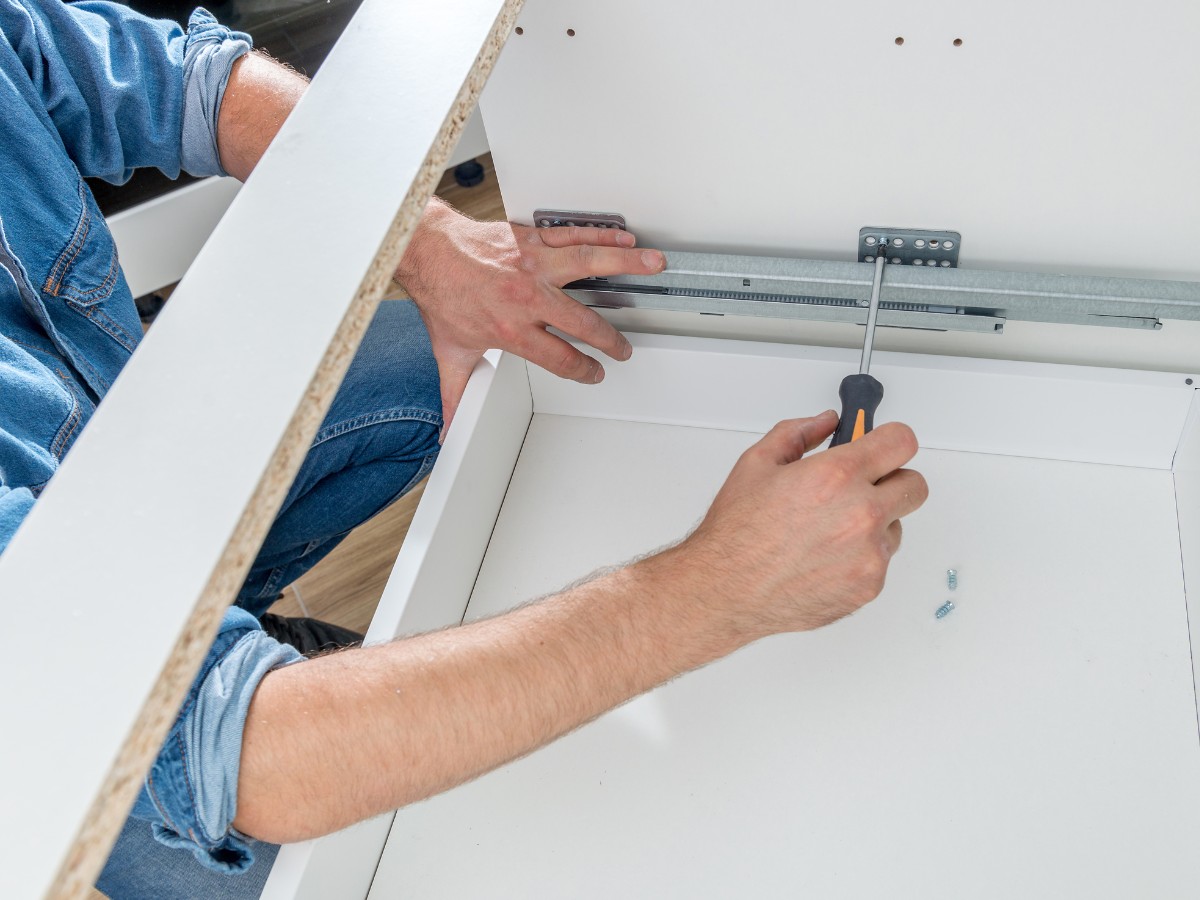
[260,613,363,657]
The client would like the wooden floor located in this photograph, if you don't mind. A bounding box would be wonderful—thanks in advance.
[267,154,505,633]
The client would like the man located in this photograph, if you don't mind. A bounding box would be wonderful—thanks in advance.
[0,2,927,896]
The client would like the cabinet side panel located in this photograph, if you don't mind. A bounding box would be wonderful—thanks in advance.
[261,815,393,900]
[265,352,532,897]
[368,352,533,639]
[1173,390,1200,727]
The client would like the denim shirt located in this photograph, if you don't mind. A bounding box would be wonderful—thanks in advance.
[0,1,300,874]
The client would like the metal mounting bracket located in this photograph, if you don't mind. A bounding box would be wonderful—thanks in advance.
[860,227,961,268]
[533,209,627,230]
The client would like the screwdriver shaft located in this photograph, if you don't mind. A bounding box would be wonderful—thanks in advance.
[860,253,886,374]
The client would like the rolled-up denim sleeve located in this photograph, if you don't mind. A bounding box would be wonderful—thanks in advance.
[129,606,302,873]
[0,1,251,182]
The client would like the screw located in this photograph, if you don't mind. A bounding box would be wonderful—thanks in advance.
[947,569,957,591]
[935,600,955,619]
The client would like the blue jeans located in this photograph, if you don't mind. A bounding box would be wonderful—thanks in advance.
[97,299,442,898]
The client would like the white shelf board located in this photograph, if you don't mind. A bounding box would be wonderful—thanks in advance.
[369,412,1200,899]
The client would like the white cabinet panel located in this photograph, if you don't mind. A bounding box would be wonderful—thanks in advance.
[367,407,1200,898]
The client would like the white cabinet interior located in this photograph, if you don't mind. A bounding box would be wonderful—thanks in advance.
[281,335,1200,897]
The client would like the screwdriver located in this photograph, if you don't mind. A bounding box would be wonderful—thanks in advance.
[830,252,886,447]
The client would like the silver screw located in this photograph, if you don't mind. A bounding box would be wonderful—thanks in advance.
[947,569,957,591]
[935,600,955,619]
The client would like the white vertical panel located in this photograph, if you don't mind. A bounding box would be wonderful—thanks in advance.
[1172,390,1200,723]
[366,352,532,640]
[480,1,1200,373]
[484,1,1200,282]
[266,351,532,897]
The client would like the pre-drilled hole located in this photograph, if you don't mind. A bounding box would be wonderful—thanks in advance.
[953,38,963,46]
[515,26,524,35]
[567,28,576,36]
[895,36,904,46]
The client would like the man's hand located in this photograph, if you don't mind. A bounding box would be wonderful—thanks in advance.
[395,198,666,432]
[660,411,928,639]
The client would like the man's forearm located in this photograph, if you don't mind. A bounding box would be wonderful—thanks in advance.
[233,547,743,842]
[231,355,926,846]
[216,51,308,181]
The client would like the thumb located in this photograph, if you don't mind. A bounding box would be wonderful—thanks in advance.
[753,411,839,465]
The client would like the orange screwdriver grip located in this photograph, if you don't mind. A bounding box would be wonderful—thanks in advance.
[830,374,884,447]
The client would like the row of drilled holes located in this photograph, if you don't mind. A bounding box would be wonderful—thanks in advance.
[515,27,574,36]
[865,237,955,251]
[516,30,961,44]
[897,37,964,46]
[864,256,953,267]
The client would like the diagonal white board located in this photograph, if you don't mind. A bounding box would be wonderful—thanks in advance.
[0,0,522,895]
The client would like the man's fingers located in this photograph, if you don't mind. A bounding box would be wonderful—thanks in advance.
[750,412,840,466]
[537,225,639,250]
[836,421,920,483]
[542,243,667,284]
[520,329,605,384]
[544,289,632,361]
[873,468,929,521]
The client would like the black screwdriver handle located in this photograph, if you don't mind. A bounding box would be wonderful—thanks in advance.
[830,373,885,447]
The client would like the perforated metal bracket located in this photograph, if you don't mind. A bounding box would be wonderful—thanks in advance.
[532,212,1198,333]
[533,209,627,230]
[859,227,961,268]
